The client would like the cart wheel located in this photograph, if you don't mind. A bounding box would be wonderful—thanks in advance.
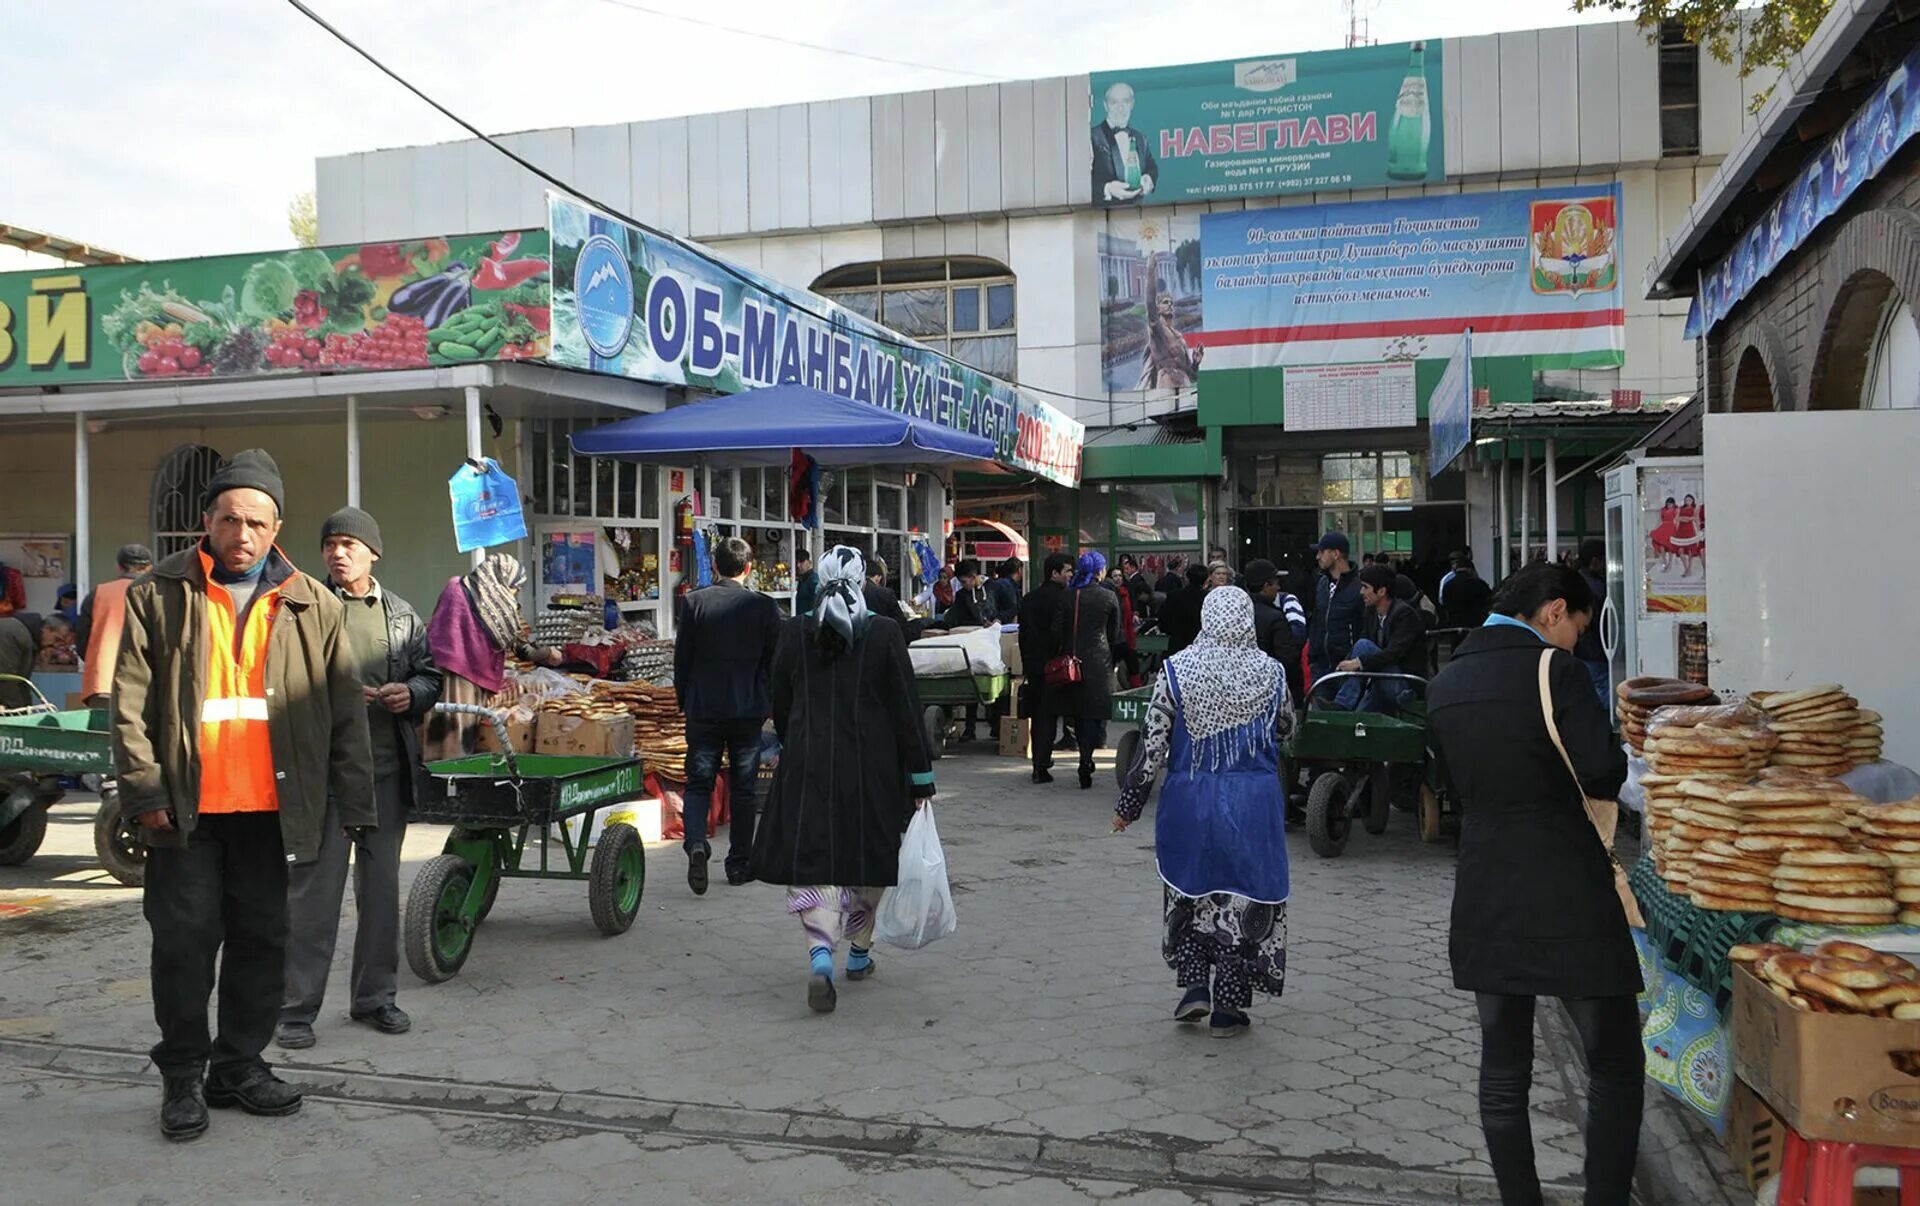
[1114,729,1141,789]
[1361,766,1391,836]
[589,823,646,936]
[922,706,946,761]
[1418,783,1443,844]
[406,854,479,983]
[476,874,501,923]
[1390,765,1419,812]
[0,799,48,866]
[1306,773,1353,859]
[93,789,146,887]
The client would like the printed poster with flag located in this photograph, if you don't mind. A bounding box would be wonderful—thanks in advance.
[1198,183,1625,372]
[1427,328,1473,477]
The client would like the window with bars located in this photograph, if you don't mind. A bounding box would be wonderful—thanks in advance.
[529,417,659,521]
[814,258,1017,380]
[151,444,225,559]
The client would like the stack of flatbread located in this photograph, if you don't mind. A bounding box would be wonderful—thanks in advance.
[1642,705,1775,781]
[1856,800,1920,924]
[1750,685,1876,777]
[1670,779,1851,911]
[1617,677,1718,756]
[1642,772,1690,882]
[1767,849,1897,926]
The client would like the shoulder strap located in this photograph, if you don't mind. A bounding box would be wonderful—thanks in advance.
[1537,648,1584,788]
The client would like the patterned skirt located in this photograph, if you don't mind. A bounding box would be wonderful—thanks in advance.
[1162,886,1289,1002]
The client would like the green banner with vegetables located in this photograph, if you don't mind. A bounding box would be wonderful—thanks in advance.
[0,231,551,386]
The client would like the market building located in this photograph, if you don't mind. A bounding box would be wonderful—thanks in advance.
[306,16,1773,590]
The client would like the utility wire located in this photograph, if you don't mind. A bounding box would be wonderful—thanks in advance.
[283,0,1133,415]
[591,0,1003,82]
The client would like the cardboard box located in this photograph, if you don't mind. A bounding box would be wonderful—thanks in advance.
[998,716,1029,758]
[1000,630,1023,677]
[1008,675,1030,718]
[549,798,664,847]
[476,710,536,755]
[1725,1078,1785,1191]
[535,713,636,758]
[1732,965,1920,1146]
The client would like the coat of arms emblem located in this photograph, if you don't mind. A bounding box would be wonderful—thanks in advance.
[1529,198,1617,297]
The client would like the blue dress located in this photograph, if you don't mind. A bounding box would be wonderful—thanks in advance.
[1118,663,1293,1009]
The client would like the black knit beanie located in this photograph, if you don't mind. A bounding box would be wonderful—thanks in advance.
[320,506,383,558]
[203,449,285,515]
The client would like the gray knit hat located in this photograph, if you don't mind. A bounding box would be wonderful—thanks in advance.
[320,506,383,558]
[203,449,285,515]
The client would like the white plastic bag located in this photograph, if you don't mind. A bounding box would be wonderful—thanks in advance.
[875,805,958,950]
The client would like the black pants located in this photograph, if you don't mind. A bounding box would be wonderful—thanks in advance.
[1027,682,1059,773]
[1475,993,1643,1206]
[683,717,764,874]
[1076,714,1107,776]
[144,812,289,1082]
[282,774,407,1025]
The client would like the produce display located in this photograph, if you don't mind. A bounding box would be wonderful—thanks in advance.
[1616,676,1717,756]
[1750,684,1883,777]
[589,681,689,766]
[97,233,550,382]
[1733,939,1920,1026]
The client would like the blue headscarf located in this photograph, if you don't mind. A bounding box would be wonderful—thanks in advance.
[1070,549,1107,590]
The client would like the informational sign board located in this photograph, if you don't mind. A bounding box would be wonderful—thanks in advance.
[1282,361,1416,431]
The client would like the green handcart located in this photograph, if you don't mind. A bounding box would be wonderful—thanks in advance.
[1109,683,1155,788]
[911,642,1011,758]
[0,675,145,885]
[1290,671,1453,858]
[404,705,648,983]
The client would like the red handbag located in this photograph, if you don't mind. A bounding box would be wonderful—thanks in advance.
[1044,592,1084,687]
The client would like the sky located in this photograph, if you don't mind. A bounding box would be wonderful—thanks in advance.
[1,0,1629,261]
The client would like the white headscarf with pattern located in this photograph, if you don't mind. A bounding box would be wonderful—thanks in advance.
[1167,584,1286,743]
[814,545,869,645]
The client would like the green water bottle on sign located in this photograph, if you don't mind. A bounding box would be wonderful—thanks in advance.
[1120,132,1143,191]
[1386,41,1431,181]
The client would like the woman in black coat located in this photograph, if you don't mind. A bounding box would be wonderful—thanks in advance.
[1426,564,1639,1206]
[750,547,936,1014]
[1050,550,1124,790]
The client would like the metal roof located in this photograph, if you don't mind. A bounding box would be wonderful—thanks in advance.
[1645,0,1903,298]
[0,223,138,267]
[1474,396,1691,424]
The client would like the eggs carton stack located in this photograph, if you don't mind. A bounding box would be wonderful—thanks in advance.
[1616,677,1718,756]
[1750,685,1880,777]
[530,607,602,649]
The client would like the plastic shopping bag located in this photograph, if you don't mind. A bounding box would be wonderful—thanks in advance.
[449,457,528,553]
[875,804,957,950]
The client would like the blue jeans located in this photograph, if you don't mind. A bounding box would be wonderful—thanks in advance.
[1334,640,1412,713]
[683,717,765,873]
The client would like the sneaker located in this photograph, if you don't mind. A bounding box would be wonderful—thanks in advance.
[1209,1008,1251,1039]
[807,971,837,1013]
[350,1004,412,1035]
[160,1074,208,1142]
[275,1021,316,1050]
[1030,769,1053,785]
[1174,986,1211,1023]
[205,1070,304,1117]
[846,952,877,981]
[688,846,709,896]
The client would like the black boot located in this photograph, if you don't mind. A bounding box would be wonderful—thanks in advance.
[160,1074,209,1142]
[1078,764,1094,790]
[205,1069,303,1117]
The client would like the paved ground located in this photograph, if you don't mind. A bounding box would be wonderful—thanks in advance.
[1,749,1618,1203]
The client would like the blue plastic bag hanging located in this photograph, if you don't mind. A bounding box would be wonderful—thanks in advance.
[690,524,714,588]
[448,457,529,553]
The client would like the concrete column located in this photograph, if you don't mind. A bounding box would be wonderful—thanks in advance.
[1544,437,1559,563]
[346,395,361,508]
[74,413,91,596]
[1519,442,1533,568]
[465,385,485,569]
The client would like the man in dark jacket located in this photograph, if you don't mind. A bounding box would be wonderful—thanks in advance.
[114,450,373,1141]
[1154,555,1185,604]
[793,549,819,617]
[674,536,783,894]
[937,559,992,629]
[1016,553,1073,784]
[863,556,903,622]
[1335,565,1425,713]
[1441,554,1493,629]
[1158,563,1209,653]
[278,507,441,1052]
[986,557,1022,624]
[1241,559,1306,700]
[1307,532,1365,684]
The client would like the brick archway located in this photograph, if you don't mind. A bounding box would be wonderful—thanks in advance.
[1808,207,1920,409]
[1724,319,1796,412]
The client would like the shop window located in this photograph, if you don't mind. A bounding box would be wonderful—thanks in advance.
[150,444,225,559]
[815,257,1018,382]
[531,417,657,520]
[710,467,735,521]
[1659,22,1701,157]
[847,469,873,528]
[1863,297,1920,410]
[1320,452,1428,507]
[1113,482,1201,544]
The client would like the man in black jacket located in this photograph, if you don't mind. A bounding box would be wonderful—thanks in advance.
[1441,554,1493,629]
[1241,559,1306,701]
[986,558,1022,624]
[1154,555,1185,606]
[1307,532,1365,685]
[1335,564,1424,713]
[938,559,992,630]
[280,507,442,1051]
[1158,562,1210,653]
[1016,553,1073,784]
[674,537,783,893]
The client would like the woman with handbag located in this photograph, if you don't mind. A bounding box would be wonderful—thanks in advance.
[1049,551,1124,789]
[1113,586,1295,1038]
[1426,563,1641,1206]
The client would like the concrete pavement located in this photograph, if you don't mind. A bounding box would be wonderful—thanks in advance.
[2,751,1614,1203]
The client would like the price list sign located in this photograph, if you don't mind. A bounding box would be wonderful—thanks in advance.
[1281,361,1416,431]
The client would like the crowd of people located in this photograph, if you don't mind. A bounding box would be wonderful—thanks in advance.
[82,460,1641,1203]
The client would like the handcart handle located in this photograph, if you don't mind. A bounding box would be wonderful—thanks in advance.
[432,701,521,782]
[0,674,57,718]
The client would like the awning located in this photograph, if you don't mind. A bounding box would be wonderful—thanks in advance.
[569,384,997,467]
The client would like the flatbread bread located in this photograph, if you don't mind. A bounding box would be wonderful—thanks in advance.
[1776,891,1897,914]
[1779,849,1892,868]
[1736,834,1848,853]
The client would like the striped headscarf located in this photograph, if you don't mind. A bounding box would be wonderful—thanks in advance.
[814,545,869,646]
[1070,549,1107,590]
[462,553,527,653]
